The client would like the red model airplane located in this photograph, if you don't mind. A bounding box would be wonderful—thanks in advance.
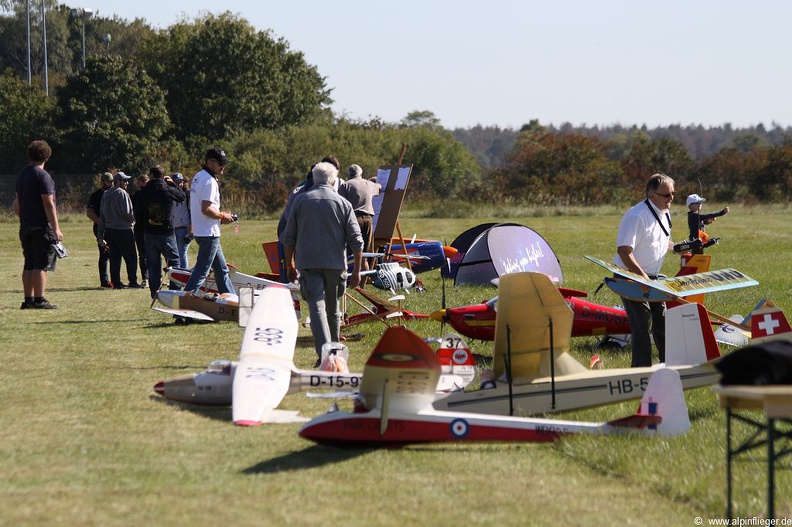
[298,325,690,447]
[430,254,714,342]
[430,287,630,342]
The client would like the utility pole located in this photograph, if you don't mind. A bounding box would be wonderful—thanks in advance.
[41,0,48,96]
[26,0,31,84]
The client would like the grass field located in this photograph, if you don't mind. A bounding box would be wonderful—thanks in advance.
[1,205,790,526]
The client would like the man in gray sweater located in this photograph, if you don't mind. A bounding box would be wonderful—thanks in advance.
[98,172,142,289]
[280,162,363,364]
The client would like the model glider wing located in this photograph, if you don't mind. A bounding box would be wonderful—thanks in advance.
[232,285,303,426]
[584,255,758,297]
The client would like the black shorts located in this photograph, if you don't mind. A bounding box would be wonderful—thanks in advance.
[20,223,57,271]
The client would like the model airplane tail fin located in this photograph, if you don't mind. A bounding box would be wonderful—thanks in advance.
[607,368,690,436]
[436,333,477,389]
[359,326,441,414]
[665,302,721,365]
[751,305,792,344]
[494,272,584,379]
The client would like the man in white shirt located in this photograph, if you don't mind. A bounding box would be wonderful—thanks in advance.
[183,147,236,295]
[613,173,675,367]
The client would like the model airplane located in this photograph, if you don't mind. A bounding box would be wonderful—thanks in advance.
[430,287,631,342]
[166,265,301,317]
[431,254,715,342]
[298,325,689,447]
[153,331,476,406]
[584,255,758,298]
[232,284,306,425]
[381,239,458,274]
[343,287,429,328]
[433,271,725,416]
[360,262,418,293]
[152,290,240,323]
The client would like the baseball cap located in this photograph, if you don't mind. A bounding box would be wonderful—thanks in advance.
[686,194,706,206]
[114,171,131,183]
[205,147,229,166]
[172,173,185,182]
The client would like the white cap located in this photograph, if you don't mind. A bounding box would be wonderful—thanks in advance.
[686,194,706,206]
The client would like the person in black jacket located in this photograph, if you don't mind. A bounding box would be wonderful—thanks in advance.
[135,165,186,298]
[685,194,729,255]
[86,172,114,288]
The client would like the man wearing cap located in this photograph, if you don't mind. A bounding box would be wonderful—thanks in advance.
[612,173,675,367]
[183,147,236,296]
[98,172,142,289]
[170,173,192,268]
[686,194,729,255]
[13,140,63,309]
[135,166,187,298]
[339,164,381,278]
[87,172,115,288]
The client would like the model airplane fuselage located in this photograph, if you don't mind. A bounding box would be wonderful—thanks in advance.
[153,332,476,406]
[153,290,240,322]
[431,290,630,342]
[383,240,458,274]
[298,326,689,447]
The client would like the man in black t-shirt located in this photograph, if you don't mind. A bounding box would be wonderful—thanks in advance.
[87,172,114,288]
[13,140,62,310]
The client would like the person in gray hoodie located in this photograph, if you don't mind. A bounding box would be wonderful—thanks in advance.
[98,172,142,289]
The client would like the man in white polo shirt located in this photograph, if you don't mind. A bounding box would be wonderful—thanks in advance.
[183,147,236,295]
[613,173,675,367]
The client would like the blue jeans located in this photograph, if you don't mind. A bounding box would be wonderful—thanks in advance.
[183,236,234,295]
[144,233,180,298]
[174,226,192,268]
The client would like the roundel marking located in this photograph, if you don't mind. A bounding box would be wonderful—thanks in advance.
[452,349,469,365]
[379,353,415,362]
[450,418,469,438]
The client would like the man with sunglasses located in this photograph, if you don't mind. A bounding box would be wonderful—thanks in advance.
[612,173,675,367]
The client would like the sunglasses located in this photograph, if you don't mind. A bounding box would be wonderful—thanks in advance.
[654,191,675,198]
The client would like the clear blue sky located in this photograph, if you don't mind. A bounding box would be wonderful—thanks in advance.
[87,0,792,130]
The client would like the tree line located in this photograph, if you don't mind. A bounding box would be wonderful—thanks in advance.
[1,2,790,215]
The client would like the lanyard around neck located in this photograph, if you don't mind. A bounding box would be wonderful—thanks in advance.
[644,199,671,237]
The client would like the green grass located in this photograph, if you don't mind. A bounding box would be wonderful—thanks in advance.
[1,205,790,526]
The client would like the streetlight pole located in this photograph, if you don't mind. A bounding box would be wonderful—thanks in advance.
[26,0,31,84]
[41,0,47,95]
[72,7,94,69]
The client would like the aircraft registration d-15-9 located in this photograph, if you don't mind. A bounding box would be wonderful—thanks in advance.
[432,271,731,417]
[298,325,690,447]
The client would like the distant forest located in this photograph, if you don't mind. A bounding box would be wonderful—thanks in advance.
[453,122,792,170]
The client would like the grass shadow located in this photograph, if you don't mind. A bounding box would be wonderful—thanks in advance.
[149,395,232,423]
[242,444,374,474]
